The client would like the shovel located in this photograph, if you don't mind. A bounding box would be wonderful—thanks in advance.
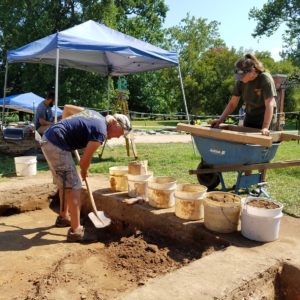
[74,150,111,228]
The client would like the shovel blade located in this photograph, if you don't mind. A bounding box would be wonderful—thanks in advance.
[88,211,111,228]
[35,130,42,142]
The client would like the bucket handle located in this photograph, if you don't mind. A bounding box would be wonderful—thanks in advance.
[221,207,239,226]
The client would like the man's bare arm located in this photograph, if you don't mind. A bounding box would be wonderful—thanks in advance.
[62,104,85,119]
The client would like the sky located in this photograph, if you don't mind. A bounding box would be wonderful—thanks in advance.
[164,0,286,61]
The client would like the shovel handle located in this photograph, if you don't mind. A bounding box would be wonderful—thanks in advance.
[74,150,105,225]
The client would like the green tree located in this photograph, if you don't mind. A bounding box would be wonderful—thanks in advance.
[165,15,238,115]
[0,0,169,111]
[249,0,300,65]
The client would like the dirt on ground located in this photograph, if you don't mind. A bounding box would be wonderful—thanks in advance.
[0,173,213,300]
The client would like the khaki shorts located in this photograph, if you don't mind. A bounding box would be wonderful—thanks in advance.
[41,137,82,190]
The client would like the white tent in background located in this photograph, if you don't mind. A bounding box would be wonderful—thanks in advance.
[3,20,189,123]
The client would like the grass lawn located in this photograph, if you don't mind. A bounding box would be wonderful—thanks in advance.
[132,117,300,131]
[1,140,299,217]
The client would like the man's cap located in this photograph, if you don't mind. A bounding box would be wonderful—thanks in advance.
[113,113,132,137]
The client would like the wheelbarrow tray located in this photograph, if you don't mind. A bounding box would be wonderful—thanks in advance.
[193,136,280,165]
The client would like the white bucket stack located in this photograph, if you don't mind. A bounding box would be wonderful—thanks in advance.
[14,156,37,177]
[175,184,207,220]
[127,160,152,199]
[241,197,283,242]
[127,173,153,199]
[148,176,177,208]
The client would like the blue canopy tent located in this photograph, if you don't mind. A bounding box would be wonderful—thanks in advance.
[0,92,62,116]
[3,20,189,124]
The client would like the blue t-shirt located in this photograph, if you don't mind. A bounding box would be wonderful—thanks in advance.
[35,101,53,130]
[45,109,107,151]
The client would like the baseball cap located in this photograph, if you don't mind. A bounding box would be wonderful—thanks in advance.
[113,113,132,137]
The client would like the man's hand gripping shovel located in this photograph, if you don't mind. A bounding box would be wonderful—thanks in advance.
[74,150,111,228]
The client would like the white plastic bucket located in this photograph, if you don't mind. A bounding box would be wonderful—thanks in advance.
[127,174,153,199]
[14,156,37,177]
[109,166,128,192]
[241,210,283,242]
[203,192,241,233]
[175,184,207,220]
[241,197,284,242]
[148,176,177,208]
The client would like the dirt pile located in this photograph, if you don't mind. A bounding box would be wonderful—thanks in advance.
[103,230,207,284]
[18,228,214,300]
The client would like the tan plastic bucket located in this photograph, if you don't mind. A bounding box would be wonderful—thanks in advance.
[14,156,37,176]
[175,184,207,220]
[128,160,148,175]
[109,166,128,192]
[204,192,241,233]
[148,176,177,208]
[127,174,153,199]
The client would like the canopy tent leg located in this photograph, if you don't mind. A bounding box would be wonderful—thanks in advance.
[54,48,60,123]
[178,62,196,155]
[1,61,9,127]
[107,75,111,110]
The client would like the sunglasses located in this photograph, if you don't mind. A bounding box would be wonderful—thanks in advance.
[234,67,253,75]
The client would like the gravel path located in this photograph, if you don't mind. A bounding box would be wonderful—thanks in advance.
[108,132,192,146]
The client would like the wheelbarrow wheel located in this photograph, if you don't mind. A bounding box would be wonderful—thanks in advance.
[196,161,220,190]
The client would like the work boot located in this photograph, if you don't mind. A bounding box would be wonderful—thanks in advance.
[55,216,71,228]
[67,226,85,242]
[66,226,98,243]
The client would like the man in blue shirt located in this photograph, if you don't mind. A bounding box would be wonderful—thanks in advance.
[34,91,55,134]
[41,104,131,242]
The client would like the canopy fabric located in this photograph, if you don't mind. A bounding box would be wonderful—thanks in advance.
[7,20,178,76]
[0,92,62,115]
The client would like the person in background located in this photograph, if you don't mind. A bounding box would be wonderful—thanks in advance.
[40,104,131,242]
[238,103,246,126]
[211,53,277,135]
[34,91,55,134]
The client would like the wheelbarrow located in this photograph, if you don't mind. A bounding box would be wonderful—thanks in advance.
[176,123,300,197]
[192,136,280,196]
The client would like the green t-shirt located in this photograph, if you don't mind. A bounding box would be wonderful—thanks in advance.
[232,72,277,127]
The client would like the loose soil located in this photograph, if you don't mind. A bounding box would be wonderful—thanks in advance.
[206,192,241,204]
[0,173,219,300]
[247,199,280,209]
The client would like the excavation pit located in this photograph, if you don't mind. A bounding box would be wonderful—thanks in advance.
[0,173,300,299]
